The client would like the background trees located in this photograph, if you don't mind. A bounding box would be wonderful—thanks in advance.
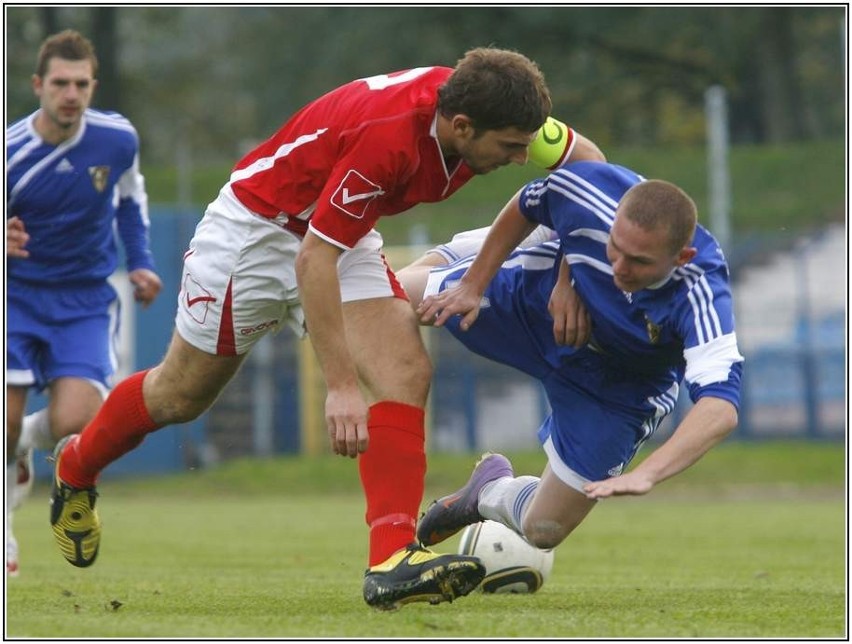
[6,5,845,165]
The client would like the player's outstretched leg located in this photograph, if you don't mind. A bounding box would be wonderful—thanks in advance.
[49,435,101,567]
[417,453,514,547]
[362,542,485,610]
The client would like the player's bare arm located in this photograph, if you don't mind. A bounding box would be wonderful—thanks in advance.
[549,258,591,348]
[6,216,30,258]
[567,132,606,164]
[584,396,738,499]
[295,232,369,458]
[417,191,535,329]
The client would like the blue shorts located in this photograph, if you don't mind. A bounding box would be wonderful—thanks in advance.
[7,279,120,393]
[425,246,673,490]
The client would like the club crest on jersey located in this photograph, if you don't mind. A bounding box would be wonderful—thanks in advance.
[644,314,661,344]
[331,169,385,219]
[88,166,111,192]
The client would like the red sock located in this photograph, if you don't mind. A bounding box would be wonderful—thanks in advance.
[358,401,426,566]
[59,370,160,488]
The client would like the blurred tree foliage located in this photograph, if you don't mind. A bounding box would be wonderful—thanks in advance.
[6,5,846,166]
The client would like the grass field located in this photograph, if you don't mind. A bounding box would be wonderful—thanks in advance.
[6,441,846,638]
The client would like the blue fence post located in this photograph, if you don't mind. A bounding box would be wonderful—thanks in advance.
[736,365,752,439]
[462,361,478,451]
[795,241,821,438]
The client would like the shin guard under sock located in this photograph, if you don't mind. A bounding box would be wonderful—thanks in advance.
[479,475,540,536]
[59,370,160,488]
[358,401,426,566]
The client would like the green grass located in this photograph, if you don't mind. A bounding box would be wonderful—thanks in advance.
[6,441,846,638]
[143,139,845,246]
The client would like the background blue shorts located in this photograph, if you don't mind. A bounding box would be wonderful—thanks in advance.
[429,249,671,486]
[7,280,120,392]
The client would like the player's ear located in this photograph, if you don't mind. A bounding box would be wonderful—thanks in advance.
[675,246,697,266]
[31,74,42,96]
[451,114,475,139]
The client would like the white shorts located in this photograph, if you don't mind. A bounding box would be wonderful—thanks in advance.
[175,185,405,356]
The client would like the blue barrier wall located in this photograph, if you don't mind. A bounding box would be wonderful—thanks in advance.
[26,209,845,480]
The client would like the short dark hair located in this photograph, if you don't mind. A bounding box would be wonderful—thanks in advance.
[36,29,98,78]
[619,180,698,253]
[437,47,551,134]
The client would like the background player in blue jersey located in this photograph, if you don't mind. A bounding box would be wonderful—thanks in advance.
[397,161,743,553]
[5,29,162,576]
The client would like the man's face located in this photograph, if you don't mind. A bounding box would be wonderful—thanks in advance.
[455,123,536,175]
[32,57,96,136]
[606,213,694,292]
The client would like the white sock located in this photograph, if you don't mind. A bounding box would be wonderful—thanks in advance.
[519,225,558,247]
[430,225,556,264]
[429,226,493,263]
[6,508,16,558]
[17,408,54,453]
[6,509,17,566]
[478,475,540,536]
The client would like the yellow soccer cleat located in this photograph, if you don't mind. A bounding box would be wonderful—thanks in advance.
[49,435,101,568]
[362,542,485,611]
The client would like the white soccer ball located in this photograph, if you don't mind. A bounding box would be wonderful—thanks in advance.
[458,520,554,594]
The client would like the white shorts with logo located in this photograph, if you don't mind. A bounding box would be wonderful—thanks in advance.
[175,185,405,356]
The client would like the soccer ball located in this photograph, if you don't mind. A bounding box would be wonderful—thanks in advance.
[458,520,554,594]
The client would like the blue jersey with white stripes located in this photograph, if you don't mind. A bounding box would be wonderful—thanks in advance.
[518,162,743,409]
[6,108,155,285]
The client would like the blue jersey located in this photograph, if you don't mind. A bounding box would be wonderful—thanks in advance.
[6,108,155,286]
[518,161,744,409]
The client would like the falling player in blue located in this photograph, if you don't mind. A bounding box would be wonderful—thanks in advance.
[398,161,743,552]
[5,30,162,576]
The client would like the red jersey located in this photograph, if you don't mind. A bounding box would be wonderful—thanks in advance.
[228,66,475,250]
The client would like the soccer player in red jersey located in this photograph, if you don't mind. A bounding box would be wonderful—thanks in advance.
[48,47,604,609]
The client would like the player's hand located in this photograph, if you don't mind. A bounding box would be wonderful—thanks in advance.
[416,281,483,331]
[548,277,590,347]
[129,268,163,307]
[7,216,30,258]
[325,387,369,458]
[583,471,654,499]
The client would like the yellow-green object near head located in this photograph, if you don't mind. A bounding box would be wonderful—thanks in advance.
[529,116,572,170]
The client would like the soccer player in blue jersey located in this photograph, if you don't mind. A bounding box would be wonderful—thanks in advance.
[397,161,743,552]
[5,30,162,576]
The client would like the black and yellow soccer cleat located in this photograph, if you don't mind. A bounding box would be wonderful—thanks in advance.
[49,435,101,568]
[363,543,485,611]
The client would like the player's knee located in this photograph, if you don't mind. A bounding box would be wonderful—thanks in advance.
[49,403,100,438]
[368,345,432,402]
[522,518,569,550]
[51,417,88,438]
[397,349,433,397]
